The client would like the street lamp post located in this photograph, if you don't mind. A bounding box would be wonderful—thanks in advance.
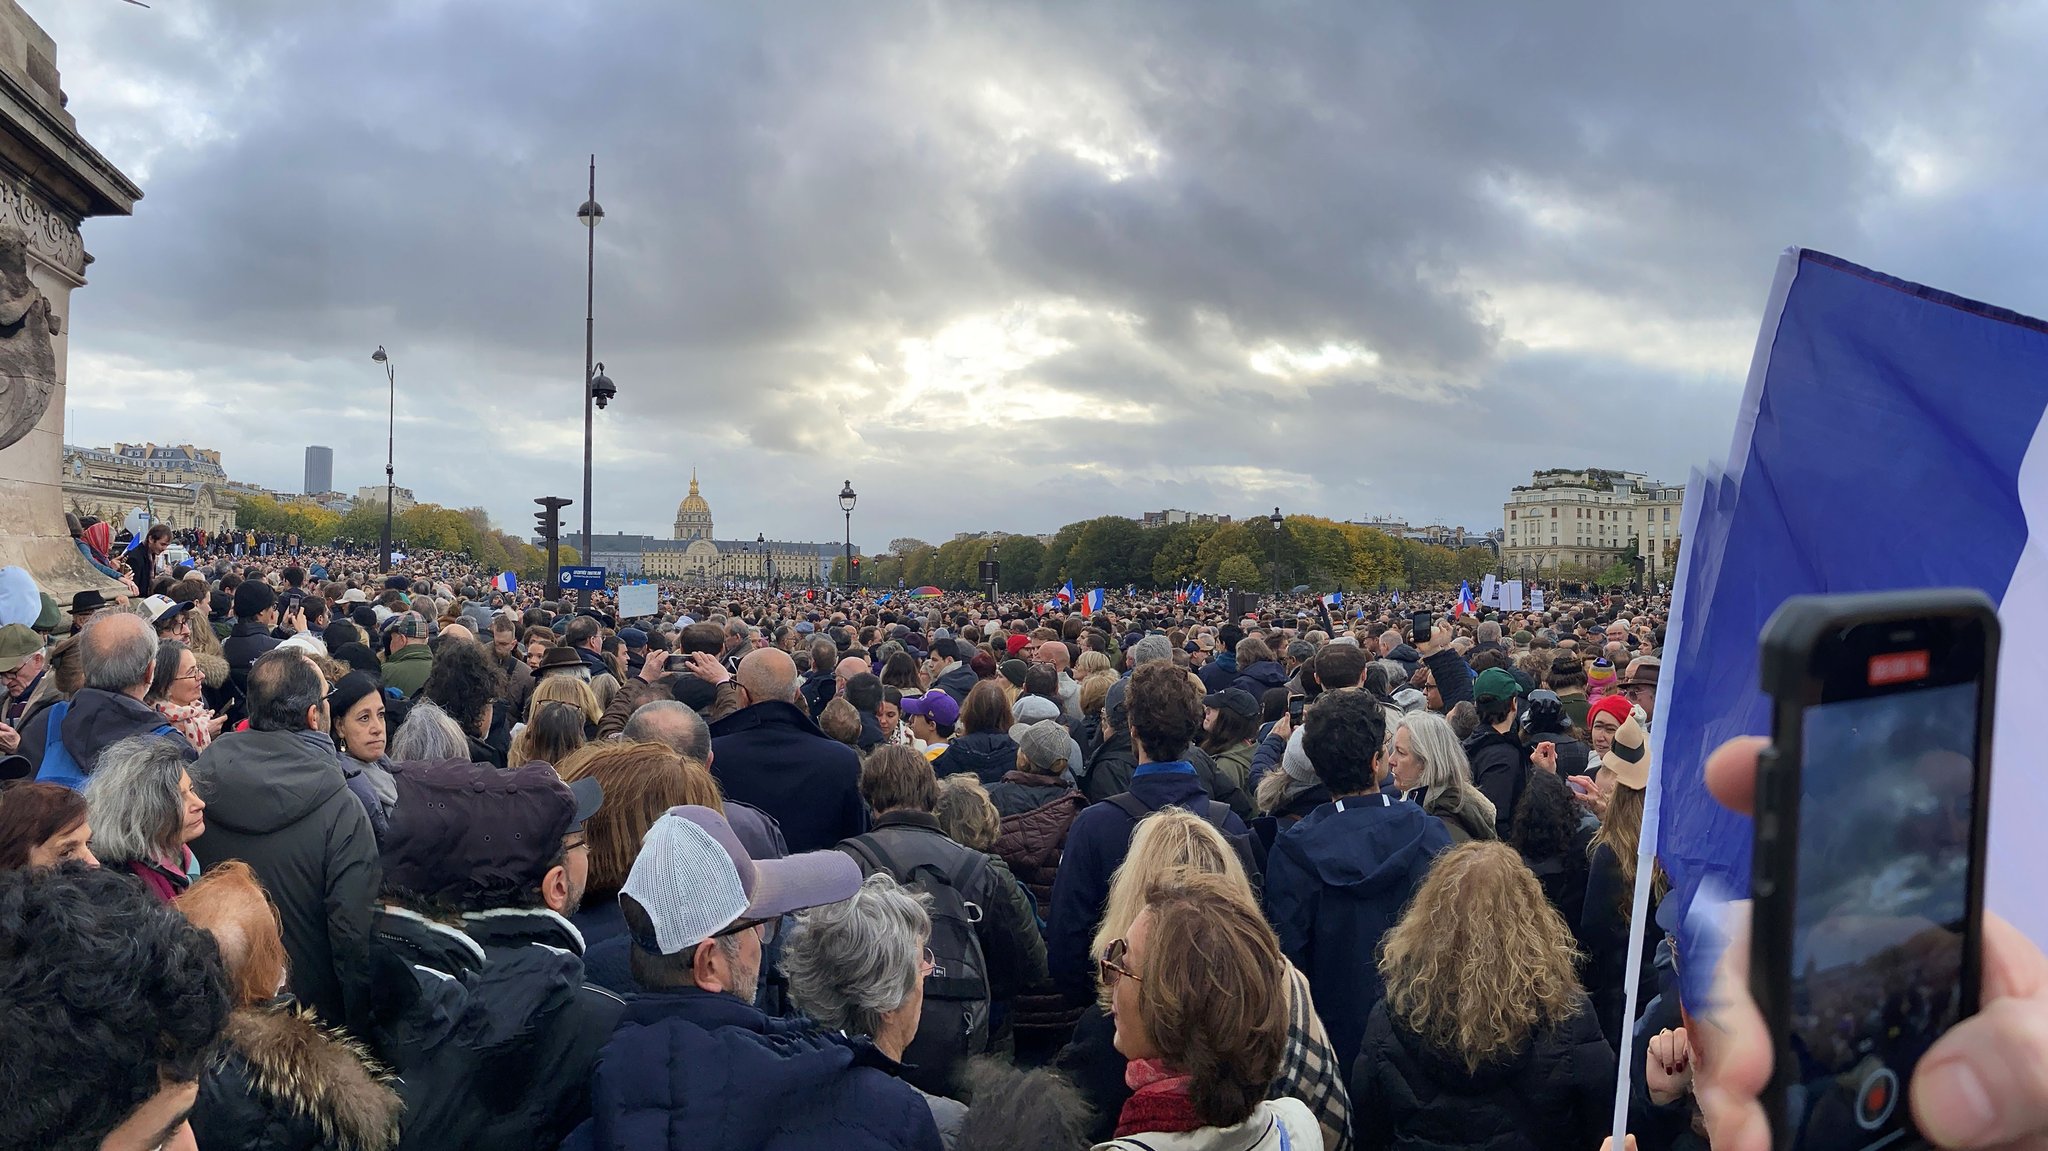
[370,346,395,572]
[577,155,610,611]
[838,480,857,589]
[758,532,773,592]
[1268,506,1283,595]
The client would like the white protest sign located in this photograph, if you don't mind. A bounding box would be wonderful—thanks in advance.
[615,582,659,619]
[1504,579,1524,611]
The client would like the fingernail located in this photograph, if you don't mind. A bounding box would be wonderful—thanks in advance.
[1917,1057,1996,1146]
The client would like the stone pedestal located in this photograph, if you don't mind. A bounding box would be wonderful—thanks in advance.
[0,2,140,599]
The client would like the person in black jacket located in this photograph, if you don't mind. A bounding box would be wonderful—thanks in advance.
[933,679,1022,783]
[1510,766,1594,949]
[220,580,284,715]
[1463,668,1531,839]
[181,860,402,1151]
[191,649,378,1036]
[1351,841,1615,1151]
[1581,717,1662,1052]
[707,648,866,853]
[366,756,619,1151]
[838,744,1047,1096]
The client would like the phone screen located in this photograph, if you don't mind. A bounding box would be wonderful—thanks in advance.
[1409,611,1431,644]
[1787,680,1977,1151]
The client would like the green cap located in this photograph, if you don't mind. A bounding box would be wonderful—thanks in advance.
[31,592,59,632]
[0,623,41,671]
[1473,667,1522,704]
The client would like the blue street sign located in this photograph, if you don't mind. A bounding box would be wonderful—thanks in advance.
[559,566,607,591]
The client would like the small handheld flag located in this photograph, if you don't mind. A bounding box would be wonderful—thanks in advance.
[1085,588,1105,615]
[1057,580,1075,605]
[1188,583,1205,606]
[493,571,518,594]
[1455,580,1475,617]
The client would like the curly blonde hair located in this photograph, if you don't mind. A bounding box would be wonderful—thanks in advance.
[1379,841,1583,1072]
[934,773,1000,850]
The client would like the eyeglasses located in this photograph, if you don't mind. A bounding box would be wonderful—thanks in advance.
[175,669,204,683]
[1098,936,1141,989]
[717,914,779,947]
[561,833,589,853]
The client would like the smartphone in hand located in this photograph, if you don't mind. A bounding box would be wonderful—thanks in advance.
[1752,589,1996,1151]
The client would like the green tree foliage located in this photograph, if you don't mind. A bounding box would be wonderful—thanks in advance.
[233,496,342,542]
[1215,553,1264,589]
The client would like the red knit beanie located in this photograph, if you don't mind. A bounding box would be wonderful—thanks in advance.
[1588,695,1633,731]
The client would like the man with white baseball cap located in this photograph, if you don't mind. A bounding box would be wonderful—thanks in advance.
[563,806,943,1150]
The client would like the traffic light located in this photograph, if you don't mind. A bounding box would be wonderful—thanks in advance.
[849,555,861,586]
[534,496,573,591]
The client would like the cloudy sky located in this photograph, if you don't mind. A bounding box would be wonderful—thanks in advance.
[35,1,2048,553]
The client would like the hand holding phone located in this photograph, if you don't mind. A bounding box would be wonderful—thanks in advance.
[1748,590,1996,1151]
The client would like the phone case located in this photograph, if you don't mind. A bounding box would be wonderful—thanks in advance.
[1752,588,1998,1151]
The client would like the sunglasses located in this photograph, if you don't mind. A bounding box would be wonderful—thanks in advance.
[1098,936,1141,989]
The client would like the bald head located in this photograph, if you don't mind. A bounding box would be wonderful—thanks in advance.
[737,647,800,706]
[440,624,474,644]
[81,612,157,697]
[834,656,869,686]
[623,700,711,762]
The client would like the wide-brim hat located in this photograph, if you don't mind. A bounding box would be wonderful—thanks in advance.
[533,645,585,673]
[1604,717,1651,791]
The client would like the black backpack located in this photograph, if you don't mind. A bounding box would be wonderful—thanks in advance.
[838,832,993,1096]
[1108,792,1264,896]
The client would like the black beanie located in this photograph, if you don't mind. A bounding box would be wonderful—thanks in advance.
[233,580,277,620]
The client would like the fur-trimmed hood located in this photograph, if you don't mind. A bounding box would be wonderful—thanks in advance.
[210,1004,401,1151]
[194,648,231,690]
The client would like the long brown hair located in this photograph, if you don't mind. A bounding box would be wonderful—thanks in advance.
[557,741,724,904]
[1590,780,1667,908]
[177,859,289,1008]
[1135,872,1290,1129]
[1379,842,1582,1072]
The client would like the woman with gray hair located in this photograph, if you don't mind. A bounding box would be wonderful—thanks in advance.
[782,871,967,1147]
[1387,710,1497,844]
[85,734,207,902]
[386,698,470,762]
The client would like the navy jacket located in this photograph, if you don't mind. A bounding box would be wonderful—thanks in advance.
[1197,653,1238,693]
[932,730,1019,784]
[560,987,942,1151]
[1231,660,1290,700]
[710,701,867,854]
[1046,761,1248,1003]
[1265,793,1451,1071]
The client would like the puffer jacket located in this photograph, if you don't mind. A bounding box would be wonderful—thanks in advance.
[190,1003,402,1151]
[987,772,1086,917]
[191,728,380,1035]
[1349,996,1615,1151]
[932,730,1019,784]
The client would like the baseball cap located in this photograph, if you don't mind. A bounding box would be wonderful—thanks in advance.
[1017,720,1072,772]
[0,623,40,672]
[140,595,190,628]
[380,760,603,905]
[621,805,861,955]
[1472,668,1522,704]
[1202,688,1259,721]
[900,690,960,727]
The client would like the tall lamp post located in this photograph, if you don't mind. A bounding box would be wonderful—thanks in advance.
[758,531,773,592]
[370,346,395,571]
[838,480,857,589]
[577,155,611,610]
[1268,506,1283,595]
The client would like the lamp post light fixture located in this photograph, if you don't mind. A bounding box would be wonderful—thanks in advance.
[838,480,857,589]
[1268,506,1283,595]
[370,346,396,572]
[758,531,774,591]
[576,154,610,610]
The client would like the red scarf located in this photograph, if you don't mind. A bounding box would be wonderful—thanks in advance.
[1116,1058,1205,1138]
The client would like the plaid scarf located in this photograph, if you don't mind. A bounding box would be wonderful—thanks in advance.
[1116,1059,1204,1138]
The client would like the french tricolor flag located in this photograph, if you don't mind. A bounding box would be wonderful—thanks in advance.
[1650,249,2048,1040]
[1084,588,1105,615]
[493,571,518,594]
[1453,580,1474,617]
[1188,583,1204,606]
[1057,580,1075,605]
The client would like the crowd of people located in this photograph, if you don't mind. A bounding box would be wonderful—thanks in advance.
[5,525,2048,1151]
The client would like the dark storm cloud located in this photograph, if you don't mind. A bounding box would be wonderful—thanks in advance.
[35,0,2042,549]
